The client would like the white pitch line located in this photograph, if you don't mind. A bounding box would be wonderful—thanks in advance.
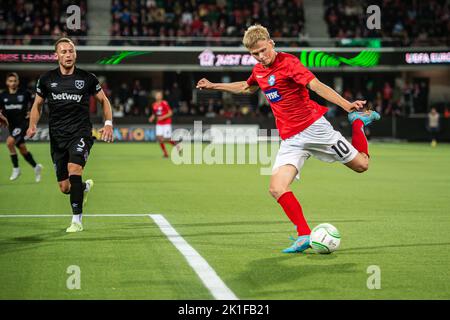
[149,214,238,300]
[0,214,151,218]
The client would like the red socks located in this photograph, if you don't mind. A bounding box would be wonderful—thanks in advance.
[351,119,369,156]
[276,122,368,237]
[277,191,311,236]
[159,142,168,157]
[159,141,177,157]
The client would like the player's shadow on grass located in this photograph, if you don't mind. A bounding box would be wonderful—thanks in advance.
[8,230,67,243]
[337,242,450,253]
[0,230,68,255]
[234,255,357,294]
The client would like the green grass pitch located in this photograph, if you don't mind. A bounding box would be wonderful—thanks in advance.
[0,142,449,299]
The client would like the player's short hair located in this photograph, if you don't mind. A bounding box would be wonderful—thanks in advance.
[6,72,19,80]
[242,25,271,49]
[54,37,75,52]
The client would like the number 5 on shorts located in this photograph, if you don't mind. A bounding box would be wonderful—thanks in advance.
[331,140,350,158]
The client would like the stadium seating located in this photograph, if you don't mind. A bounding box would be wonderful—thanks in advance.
[0,0,88,45]
[323,0,449,46]
[110,0,306,46]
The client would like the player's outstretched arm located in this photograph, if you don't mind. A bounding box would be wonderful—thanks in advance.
[95,89,114,143]
[0,111,8,128]
[307,78,366,112]
[26,95,45,138]
[196,78,259,95]
[148,112,155,123]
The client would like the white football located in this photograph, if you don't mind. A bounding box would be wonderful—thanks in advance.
[309,223,341,254]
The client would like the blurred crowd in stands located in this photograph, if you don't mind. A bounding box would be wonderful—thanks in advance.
[0,0,88,45]
[110,0,306,46]
[326,79,432,117]
[324,0,449,46]
[1,0,447,46]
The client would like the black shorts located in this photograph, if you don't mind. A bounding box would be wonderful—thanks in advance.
[9,123,28,147]
[50,136,94,181]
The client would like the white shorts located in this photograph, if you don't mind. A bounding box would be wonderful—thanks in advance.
[155,124,172,139]
[272,117,359,179]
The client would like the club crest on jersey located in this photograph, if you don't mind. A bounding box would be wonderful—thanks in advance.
[264,88,282,102]
[268,75,276,86]
[75,80,84,89]
[17,95,24,102]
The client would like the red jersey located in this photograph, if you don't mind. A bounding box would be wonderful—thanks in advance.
[247,52,328,140]
[152,100,172,125]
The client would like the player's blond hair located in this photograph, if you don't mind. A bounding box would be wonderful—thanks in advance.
[242,25,271,49]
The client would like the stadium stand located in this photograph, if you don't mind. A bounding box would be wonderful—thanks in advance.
[323,0,449,46]
[0,0,89,45]
[109,0,306,46]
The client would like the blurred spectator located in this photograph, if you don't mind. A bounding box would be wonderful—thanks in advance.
[112,97,125,118]
[205,105,216,118]
[118,83,129,104]
[167,82,181,112]
[131,80,150,116]
[444,107,450,119]
[427,107,440,147]
[402,81,414,114]
[382,82,393,111]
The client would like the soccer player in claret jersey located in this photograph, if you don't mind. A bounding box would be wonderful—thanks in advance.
[0,72,43,182]
[26,37,114,233]
[149,90,181,158]
[196,25,380,253]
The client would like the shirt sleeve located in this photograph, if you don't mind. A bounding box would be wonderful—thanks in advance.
[289,57,315,86]
[35,76,47,98]
[89,73,102,95]
[246,70,258,86]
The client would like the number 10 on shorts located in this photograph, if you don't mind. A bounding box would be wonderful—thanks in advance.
[331,140,350,158]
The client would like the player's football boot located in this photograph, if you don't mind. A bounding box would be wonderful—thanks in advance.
[348,109,381,126]
[34,164,43,183]
[83,179,94,206]
[66,222,83,233]
[282,235,311,253]
[9,167,21,181]
[175,142,183,156]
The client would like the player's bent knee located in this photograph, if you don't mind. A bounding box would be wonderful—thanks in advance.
[59,182,70,194]
[269,185,288,200]
[18,145,28,155]
[6,138,15,148]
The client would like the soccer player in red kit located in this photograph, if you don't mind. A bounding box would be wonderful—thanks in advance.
[149,90,181,158]
[196,25,380,253]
